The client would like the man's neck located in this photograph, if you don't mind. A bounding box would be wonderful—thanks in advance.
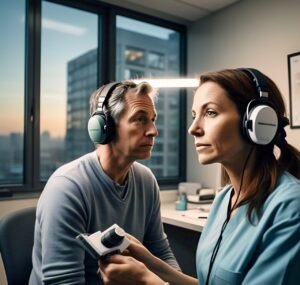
[96,147,132,185]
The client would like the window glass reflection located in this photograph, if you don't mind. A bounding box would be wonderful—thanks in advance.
[125,46,145,66]
[116,16,181,178]
[148,52,165,69]
[0,0,25,185]
[40,1,98,181]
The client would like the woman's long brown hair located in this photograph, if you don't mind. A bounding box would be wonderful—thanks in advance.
[200,69,300,222]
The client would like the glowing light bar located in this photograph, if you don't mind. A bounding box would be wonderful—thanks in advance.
[133,78,199,88]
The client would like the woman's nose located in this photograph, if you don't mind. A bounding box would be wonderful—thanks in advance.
[188,118,203,136]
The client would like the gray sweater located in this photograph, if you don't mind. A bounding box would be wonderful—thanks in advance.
[30,151,179,284]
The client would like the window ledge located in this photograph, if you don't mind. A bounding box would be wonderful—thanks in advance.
[0,191,40,201]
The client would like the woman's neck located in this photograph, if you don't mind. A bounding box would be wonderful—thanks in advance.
[224,147,255,206]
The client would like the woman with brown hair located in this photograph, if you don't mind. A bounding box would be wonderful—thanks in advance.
[100,68,300,285]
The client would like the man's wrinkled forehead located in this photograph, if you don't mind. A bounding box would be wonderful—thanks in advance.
[124,91,157,116]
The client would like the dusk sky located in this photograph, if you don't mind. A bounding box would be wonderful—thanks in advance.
[0,0,175,138]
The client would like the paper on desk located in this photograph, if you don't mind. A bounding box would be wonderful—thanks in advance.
[181,209,209,219]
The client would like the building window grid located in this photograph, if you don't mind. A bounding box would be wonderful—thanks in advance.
[124,46,146,66]
[148,51,165,70]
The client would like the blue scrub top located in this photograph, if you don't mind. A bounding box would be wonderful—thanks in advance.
[196,172,300,285]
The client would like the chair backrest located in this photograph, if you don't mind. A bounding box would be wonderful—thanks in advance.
[0,207,36,285]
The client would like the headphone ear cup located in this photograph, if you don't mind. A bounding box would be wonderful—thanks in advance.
[88,114,108,144]
[88,82,121,145]
[243,104,278,145]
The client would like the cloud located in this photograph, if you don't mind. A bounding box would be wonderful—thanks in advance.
[42,18,86,36]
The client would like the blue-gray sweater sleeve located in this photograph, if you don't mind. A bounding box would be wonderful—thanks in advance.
[142,177,181,271]
[33,176,89,284]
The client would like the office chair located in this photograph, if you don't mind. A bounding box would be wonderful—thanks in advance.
[0,207,36,285]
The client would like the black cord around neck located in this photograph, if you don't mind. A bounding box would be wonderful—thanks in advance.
[205,148,253,285]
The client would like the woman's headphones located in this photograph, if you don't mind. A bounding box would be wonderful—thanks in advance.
[239,68,279,145]
[87,82,121,145]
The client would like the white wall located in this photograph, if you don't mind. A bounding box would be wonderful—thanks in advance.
[186,0,300,188]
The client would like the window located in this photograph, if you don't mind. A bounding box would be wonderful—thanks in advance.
[0,0,186,195]
[0,0,25,186]
[40,2,98,181]
[116,16,185,182]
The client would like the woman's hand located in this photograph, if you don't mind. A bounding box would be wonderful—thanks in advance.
[99,254,165,285]
[100,234,198,285]
[122,234,156,268]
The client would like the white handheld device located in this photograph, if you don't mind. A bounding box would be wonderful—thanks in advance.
[76,224,130,259]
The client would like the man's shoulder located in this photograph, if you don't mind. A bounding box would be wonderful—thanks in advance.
[52,151,96,178]
[132,161,154,176]
[43,151,97,193]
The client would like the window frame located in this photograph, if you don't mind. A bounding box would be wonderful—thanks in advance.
[0,0,187,197]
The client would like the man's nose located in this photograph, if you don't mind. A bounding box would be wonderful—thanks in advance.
[146,122,158,137]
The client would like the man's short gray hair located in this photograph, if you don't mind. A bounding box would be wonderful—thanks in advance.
[89,80,157,124]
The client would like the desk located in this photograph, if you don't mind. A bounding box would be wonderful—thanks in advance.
[161,202,210,232]
[160,193,212,277]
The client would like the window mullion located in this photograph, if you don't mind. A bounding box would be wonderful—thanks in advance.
[24,0,42,191]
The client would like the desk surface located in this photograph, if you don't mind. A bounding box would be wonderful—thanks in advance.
[161,202,211,232]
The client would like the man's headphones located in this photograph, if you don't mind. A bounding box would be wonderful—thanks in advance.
[239,68,279,145]
[88,82,121,145]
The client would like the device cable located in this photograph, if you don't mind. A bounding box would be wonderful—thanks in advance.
[205,147,253,285]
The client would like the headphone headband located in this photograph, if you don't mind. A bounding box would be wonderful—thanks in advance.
[238,68,269,98]
[95,82,122,114]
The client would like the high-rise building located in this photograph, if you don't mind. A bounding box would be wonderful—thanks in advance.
[66,49,98,161]
[66,28,180,177]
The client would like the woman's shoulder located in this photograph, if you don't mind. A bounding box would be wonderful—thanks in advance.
[265,172,300,218]
[273,171,300,200]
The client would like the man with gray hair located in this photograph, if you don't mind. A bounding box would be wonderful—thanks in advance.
[29,81,180,285]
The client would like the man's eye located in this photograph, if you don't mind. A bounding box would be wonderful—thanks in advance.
[136,116,147,123]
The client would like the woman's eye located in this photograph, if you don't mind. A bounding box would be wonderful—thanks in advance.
[206,109,217,117]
